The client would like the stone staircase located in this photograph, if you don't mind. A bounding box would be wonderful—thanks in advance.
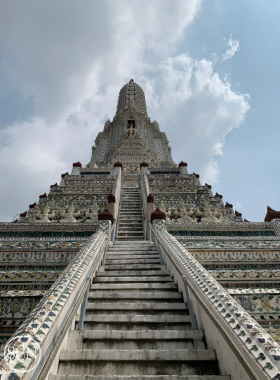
[117,187,144,241]
[50,188,230,380]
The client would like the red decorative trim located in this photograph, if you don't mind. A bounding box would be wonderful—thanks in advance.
[113,162,122,168]
[29,202,36,209]
[140,162,149,169]
[264,206,280,222]
[205,183,212,189]
[20,211,27,217]
[61,172,69,178]
[147,193,154,203]
[151,208,166,223]
[193,172,200,178]
[39,193,48,199]
[244,219,250,222]
[50,183,58,188]
[235,210,242,217]
[12,219,18,223]
[179,161,188,167]
[73,161,82,168]
[225,202,233,208]
[107,191,116,204]
[98,209,113,223]
[215,192,223,199]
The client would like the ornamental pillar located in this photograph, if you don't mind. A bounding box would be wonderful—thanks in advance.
[146,193,155,223]
[179,161,188,175]
[107,191,117,221]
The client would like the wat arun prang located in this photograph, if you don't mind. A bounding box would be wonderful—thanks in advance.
[1,79,280,344]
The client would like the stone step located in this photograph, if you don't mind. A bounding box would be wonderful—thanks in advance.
[81,321,192,331]
[77,315,190,323]
[117,229,144,232]
[58,350,219,376]
[85,302,188,315]
[104,259,161,265]
[118,227,144,232]
[103,264,163,270]
[120,207,141,208]
[109,246,156,251]
[76,330,204,350]
[119,209,142,212]
[120,205,141,208]
[119,217,142,220]
[108,249,156,254]
[73,329,203,340]
[52,376,230,380]
[118,225,143,229]
[106,254,159,259]
[76,313,191,324]
[118,223,142,225]
[117,233,145,237]
[83,339,197,350]
[117,236,145,239]
[118,221,143,224]
[60,349,214,361]
[120,208,141,210]
[117,238,145,241]
[88,291,183,299]
[113,241,152,245]
[93,276,174,283]
[86,303,187,311]
[120,203,141,206]
[118,224,142,226]
[60,349,216,362]
[90,283,177,290]
[121,199,141,201]
[96,270,169,277]
[119,214,142,217]
[85,309,188,316]
[118,219,142,222]
[116,238,145,242]
[121,200,141,203]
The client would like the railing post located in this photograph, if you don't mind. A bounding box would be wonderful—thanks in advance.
[111,221,115,242]
[143,218,146,240]
[102,238,109,265]
[182,275,198,330]
[148,222,151,242]
[115,222,119,240]
[78,276,92,330]
[157,238,163,264]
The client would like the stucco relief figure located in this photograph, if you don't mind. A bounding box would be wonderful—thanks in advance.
[35,203,55,223]
[201,203,219,223]
[177,200,194,223]
[60,203,79,223]
[85,202,99,222]
[126,126,137,139]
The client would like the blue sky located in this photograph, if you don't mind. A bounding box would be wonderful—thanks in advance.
[0,0,279,221]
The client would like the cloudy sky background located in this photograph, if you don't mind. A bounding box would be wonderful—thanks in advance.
[0,0,279,221]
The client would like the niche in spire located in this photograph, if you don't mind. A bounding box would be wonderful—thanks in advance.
[127,120,136,129]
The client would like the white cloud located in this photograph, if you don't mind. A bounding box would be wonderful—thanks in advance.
[145,54,250,185]
[0,1,250,221]
[233,200,242,211]
[222,34,240,61]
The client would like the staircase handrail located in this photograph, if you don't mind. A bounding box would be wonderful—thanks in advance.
[153,219,280,380]
[0,220,112,380]
[113,166,122,221]
[140,169,150,239]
